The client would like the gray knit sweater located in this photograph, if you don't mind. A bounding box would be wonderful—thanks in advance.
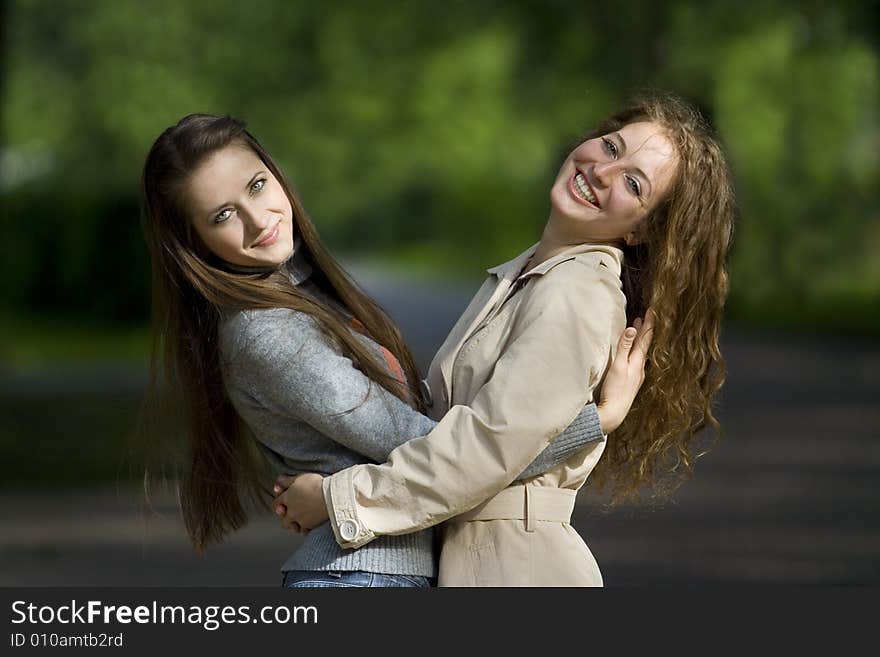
[218,247,605,577]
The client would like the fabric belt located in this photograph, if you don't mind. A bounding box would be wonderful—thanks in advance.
[456,484,577,533]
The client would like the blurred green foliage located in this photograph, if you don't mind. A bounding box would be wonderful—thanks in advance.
[2,0,878,334]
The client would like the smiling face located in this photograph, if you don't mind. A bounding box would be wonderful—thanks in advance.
[185,143,295,268]
[548,121,679,246]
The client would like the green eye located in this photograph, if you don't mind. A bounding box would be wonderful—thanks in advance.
[251,179,266,194]
[215,208,233,223]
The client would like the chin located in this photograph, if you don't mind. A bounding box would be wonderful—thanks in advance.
[279,240,295,261]
[551,201,595,228]
[267,246,294,268]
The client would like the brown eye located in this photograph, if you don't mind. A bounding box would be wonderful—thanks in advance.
[626,175,641,197]
[602,137,618,159]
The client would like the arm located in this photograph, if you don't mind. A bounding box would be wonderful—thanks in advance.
[322,261,624,548]
[514,402,603,481]
[227,309,437,463]
[274,308,654,529]
[515,309,654,480]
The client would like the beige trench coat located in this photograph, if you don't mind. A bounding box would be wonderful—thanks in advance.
[323,242,626,586]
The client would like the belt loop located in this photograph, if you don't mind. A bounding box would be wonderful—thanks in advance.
[524,484,535,533]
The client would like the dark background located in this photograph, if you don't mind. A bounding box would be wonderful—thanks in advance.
[0,0,877,585]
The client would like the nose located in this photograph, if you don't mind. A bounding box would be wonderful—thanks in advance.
[591,160,619,188]
[239,204,270,235]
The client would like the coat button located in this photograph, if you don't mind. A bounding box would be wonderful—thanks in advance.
[339,519,359,542]
[419,379,433,406]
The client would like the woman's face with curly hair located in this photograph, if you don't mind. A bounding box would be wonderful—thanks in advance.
[548,121,678,247]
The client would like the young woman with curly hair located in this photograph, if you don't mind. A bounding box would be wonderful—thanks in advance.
[276,92,735,587]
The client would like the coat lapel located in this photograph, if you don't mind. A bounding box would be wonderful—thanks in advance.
[434,245,537,408]
[427,241,622,413]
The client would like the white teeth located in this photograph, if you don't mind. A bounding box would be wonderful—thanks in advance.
[574,173,598,206]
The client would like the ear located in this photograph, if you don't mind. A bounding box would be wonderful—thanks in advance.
[624,231,644,246]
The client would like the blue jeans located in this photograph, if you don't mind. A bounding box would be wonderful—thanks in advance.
[282,570,434,588]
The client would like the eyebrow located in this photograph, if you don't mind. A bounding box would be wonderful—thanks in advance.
[613,132,653,200]
[206,170,267,217]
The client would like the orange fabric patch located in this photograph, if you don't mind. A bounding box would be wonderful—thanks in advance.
[378,345,406,385]
[348,318,406,386]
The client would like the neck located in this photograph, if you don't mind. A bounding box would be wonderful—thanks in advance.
[531,225,567,267]
[221,261,277,275]
[531,214,624,267]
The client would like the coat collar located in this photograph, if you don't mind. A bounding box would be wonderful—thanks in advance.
[486,242,624,281]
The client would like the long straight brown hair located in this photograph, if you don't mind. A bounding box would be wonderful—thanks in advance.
[141,114,424,552]
[582,93,736,504]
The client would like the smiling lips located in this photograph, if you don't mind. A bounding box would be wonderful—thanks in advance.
[569,170,601,209]
[253,221,281,248]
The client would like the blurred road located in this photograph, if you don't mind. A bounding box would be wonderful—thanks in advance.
[1,271,878,585]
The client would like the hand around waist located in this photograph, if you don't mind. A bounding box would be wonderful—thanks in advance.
[274,473,328,533]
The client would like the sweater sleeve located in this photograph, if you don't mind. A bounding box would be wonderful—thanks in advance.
[224,309,437,463]
[515,402,604,481]
[323,260,624,548]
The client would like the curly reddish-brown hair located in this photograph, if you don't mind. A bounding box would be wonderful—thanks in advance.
[586,93,736,505]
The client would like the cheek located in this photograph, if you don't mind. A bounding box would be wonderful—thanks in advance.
[268,181,290,208]
[201,225,243,257]
[279,192,293,214]
[573,140,600,159]
[606,188,637,217]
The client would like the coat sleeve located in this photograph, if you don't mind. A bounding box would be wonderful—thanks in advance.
[323,260,624,548]
[225,309,437,463]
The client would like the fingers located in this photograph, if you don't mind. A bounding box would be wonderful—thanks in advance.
[644,309,656,333]
[616,326,637,360]
[632,309,656,358]
[274,487,307,533]
[278,505,303,533]
[273,473,297,495]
